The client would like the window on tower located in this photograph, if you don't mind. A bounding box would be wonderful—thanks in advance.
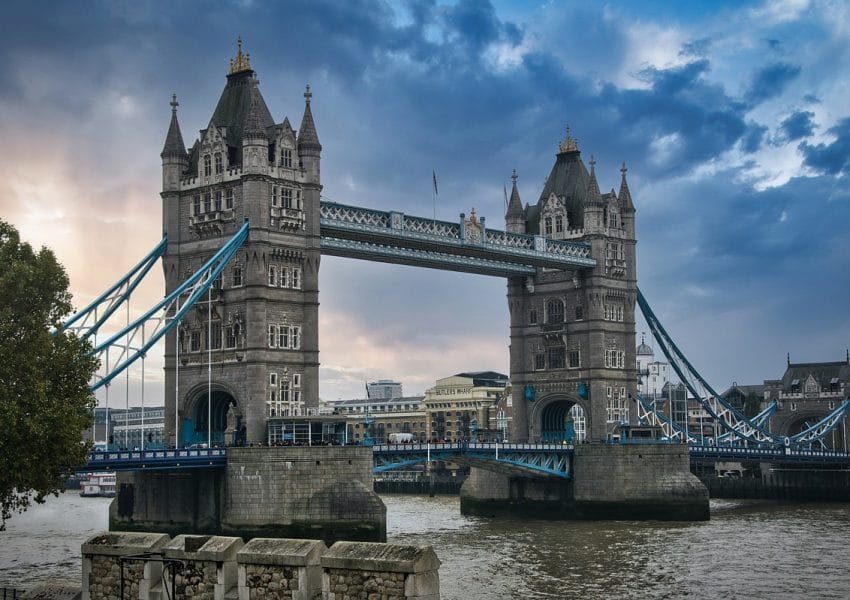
[555,215,564,234]
[232,265,243,287]
[225,188,234,210]
[204,194,212,213]
[214,153,223,175]
[193,195,201,215]
[282,148,293,168]
[544,217,553,236]
[268,265,277,286]
[203,154,212,177]
[548,346,566,369]
[547,299,564,324]
[215,191,222,212]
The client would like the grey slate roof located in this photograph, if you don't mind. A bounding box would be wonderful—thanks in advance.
[780,361,850,389]
[529,149,590,233]
[160,98,186,159]
[506,172,524,219]
[297,88,321,151]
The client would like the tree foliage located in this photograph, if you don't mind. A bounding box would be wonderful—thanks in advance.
[0,220,98,529]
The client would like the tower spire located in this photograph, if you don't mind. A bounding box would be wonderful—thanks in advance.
[619,161,635,212]
[229,36,253,75]
[586,155,602,203]
[297,84,321,151]
[160,93,186,159]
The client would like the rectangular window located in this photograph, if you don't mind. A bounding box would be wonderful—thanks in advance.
[534,353,545,371]
[292,267,301,289]
[268,265,277,286]
[190,330,201,352]
[279,268,289,288]
[283,148,293,168]
[214,153,223,175]
[193,195,201,215]
[268,324,278,348]
[209,321,221,350]
[548,346,566,369]
[271,185,280,207]
[291,325,301,349]
[293,373,301,388]
[555,215,564,233]
[529,309,537,324]
[569,350,580,368]
[214,191,222,212]
[278,325,289,349]
[270,372,278,386]
[282,188,293,209]
[225,188,234,210]
[232,266,242,287]
[607,386,613,398]
[225,326,236,349]
[544,217,553,236]
[204,194,212,213]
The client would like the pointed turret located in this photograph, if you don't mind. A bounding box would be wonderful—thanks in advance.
[161,94,187,159]
[298,84,321,183]
[506,169,525,234]
[297,84,321,152]
[244,84,268,140]
[583,156,605,234]
[161,94,187,193]
[619,162,635,213]
[586,156,602,205]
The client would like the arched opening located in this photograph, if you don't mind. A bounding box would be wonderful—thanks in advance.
[181,389,240,447]
[540,400,586,443]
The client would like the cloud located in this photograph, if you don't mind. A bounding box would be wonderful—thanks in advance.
[799,118,850,175]
[743,62,801,106]
[779,110,816,141]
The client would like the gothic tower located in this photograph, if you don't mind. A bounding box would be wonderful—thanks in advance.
[506,129,637,442]
[160,40,321,446]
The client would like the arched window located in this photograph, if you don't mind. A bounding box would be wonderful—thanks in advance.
[547,299,564,324]
[203,154,212,177]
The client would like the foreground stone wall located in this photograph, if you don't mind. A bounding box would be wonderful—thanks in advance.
[81,532,439,600]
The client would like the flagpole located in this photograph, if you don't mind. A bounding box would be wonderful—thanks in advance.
[432,169,437,226]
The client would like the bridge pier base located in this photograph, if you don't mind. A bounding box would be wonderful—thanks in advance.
[110,447,387,545]
[460,444,709,520]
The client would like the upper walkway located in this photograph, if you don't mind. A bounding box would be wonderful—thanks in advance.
[319,201,596,277]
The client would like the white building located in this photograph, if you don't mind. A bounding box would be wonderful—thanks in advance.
[636,334,669,398]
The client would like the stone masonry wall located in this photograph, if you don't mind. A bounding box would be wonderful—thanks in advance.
[224,446,386,543]
[82,533,440,600]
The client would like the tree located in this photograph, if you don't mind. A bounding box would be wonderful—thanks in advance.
[0,220,99,529]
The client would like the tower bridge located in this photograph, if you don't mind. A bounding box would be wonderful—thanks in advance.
[65,43,850,537]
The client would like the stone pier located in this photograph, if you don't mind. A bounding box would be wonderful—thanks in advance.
[111,446,386,544]
[461,443,709,520]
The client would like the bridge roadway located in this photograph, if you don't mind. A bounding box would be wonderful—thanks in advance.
[82,442,850,474]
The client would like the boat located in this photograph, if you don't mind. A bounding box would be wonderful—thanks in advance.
[79,472,116,497]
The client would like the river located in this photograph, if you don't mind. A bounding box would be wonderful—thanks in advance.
[1,493,849,599]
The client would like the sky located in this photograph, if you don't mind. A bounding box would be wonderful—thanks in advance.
[2,0,850,405]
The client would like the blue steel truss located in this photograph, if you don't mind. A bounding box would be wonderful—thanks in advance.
[371,442,573,478]
[62,235,168,339]
[88,222,249,391]
[319,201,596,275]
[637,287,850,447]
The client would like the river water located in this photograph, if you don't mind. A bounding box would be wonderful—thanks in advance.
[1,492,849,599]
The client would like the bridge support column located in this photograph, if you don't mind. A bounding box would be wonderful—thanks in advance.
[110,447,386,544]
[460,444,709,520]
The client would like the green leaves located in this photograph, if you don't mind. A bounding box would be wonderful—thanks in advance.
[0,219,98,529]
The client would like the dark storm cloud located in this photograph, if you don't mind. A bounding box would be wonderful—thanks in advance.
[779,110,815,142]
[800,118,850,176]
[741,122,768,153]
[597,60,748,176]
[744,62,801,106]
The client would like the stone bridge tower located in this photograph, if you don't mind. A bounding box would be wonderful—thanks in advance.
[160,40,321,446]
[506,130,637,442]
